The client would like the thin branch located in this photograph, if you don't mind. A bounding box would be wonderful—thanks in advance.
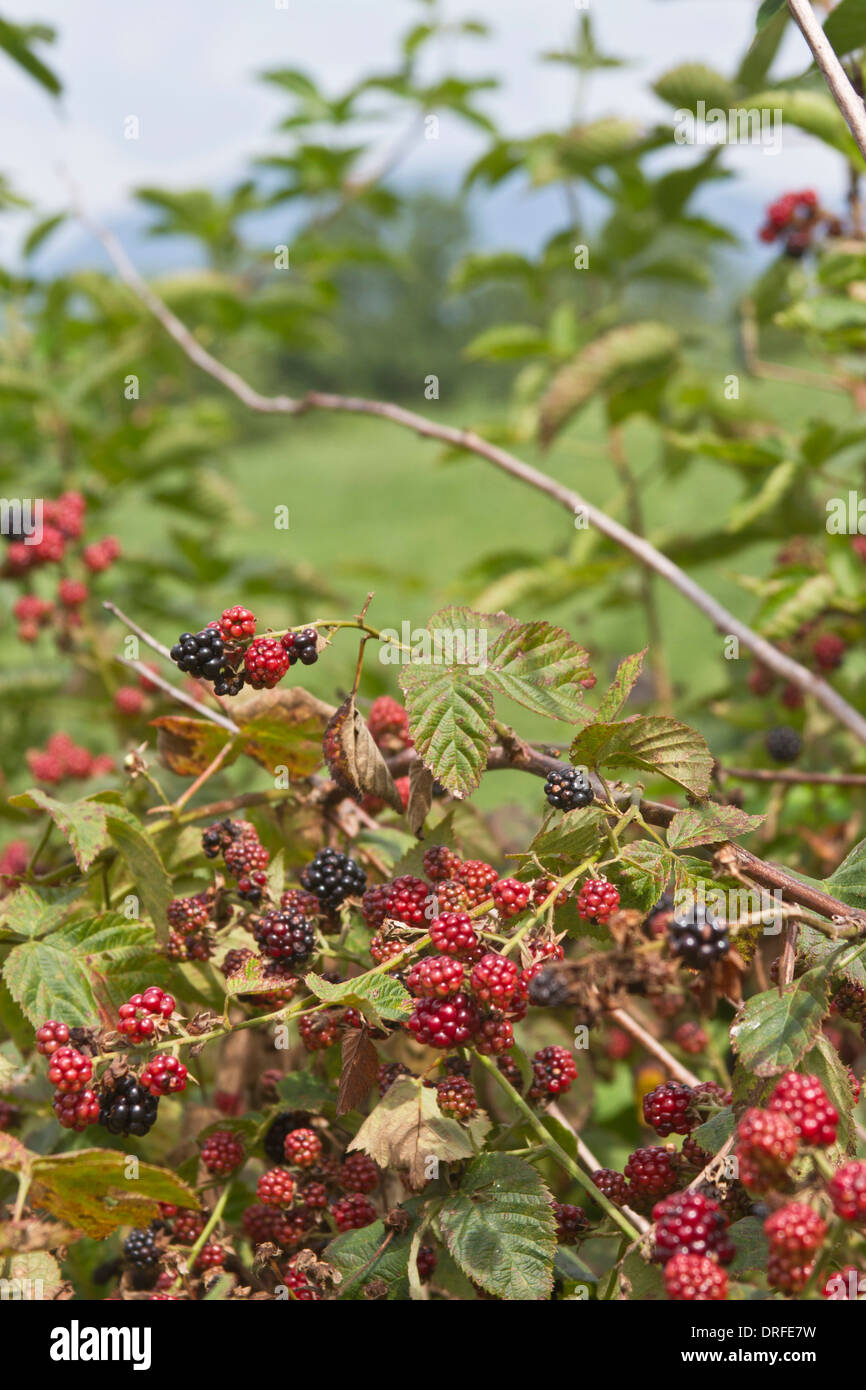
[114,655,240,734]
[608,1008,702,1087]
[787,0,866,162]
[724,766,866,787]
[70,203,866,746]
[547,1103,649,1233]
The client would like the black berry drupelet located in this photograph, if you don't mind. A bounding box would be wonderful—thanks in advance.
[667,904,729,970]
[527,966,571,1008]
[124,1226,159,1269]
[253,908,316,965]
[99,1074,159,1137]
[544,765,593,811]
[282,628,319,666]
[766,725,802,764]
[170,628,225,681]
[300,848,366,909]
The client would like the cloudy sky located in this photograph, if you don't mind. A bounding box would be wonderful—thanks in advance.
[0,0,843,262]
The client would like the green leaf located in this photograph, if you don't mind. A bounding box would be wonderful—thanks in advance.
[691,1105,736,1153]
[730,975,830,1077]
[349,1078,489,1188]
[152,716,238,778]
[666,803,764,849]
[105,814,173,936]
[823,0,866,57]
[400,666,495,798]
[528,807,605,868]
[30,1149,200,1237]
[304,970,413,1028]
[746,89,860,160]
[569,716,713,797]
[618,841,671,910]
[0,18,61,95]
[652,63,736,112]
[594,649,646,723]
[237,686,332,777]
[727,1216,769,1276]
[437,1154,557,1300]
[756,0,787,31]
[823,835,866,908]
[755,572,837,641]
[486,620,594,722]
[3,916,163,1027]
[726,459,799,533]
[22,211,65,258]
[538,322,679,446]
[618,1248,665,1299]
[0,885,83,942]
[463,323,549,361]
[8,790,108,871]
[737,5,788,88]
[326,1217,413,1299]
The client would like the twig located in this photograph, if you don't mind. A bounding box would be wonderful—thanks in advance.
[547,1104,649,1233]
[786,0,866,162]
[102,600,173,660]
[114,655,240,734]
[724,766,866,787]
[69,202,866,745]
[609,1008,702,1087]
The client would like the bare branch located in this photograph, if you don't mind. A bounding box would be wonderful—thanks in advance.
[786,0,866,162]
[72,211,866,744]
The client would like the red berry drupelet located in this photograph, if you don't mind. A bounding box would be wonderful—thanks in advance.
[299,1181,328,1211]
[768,1071,838,1147]
[430,912,481,961]
[284,1256,321,1300]
[470,952,519,1008]
[218,605,256,641]
[173,1210,207,1245]
[436,1075,478,1119]
[53,1089,100,1131]
[529,1045,578,1100]
[47,1047,92,1093]
[417,1245,437,1283]
[408,993,479,1049]
[673,1021,708,1055]
[765,1203,826,1260]
[651,1190,735,1265]
[367,696,411,749]
[476,1012,515,1055]
[283,1128,323,1169]
[577,878,620,924]
[298,1011,340,1053]
[423,845,461,882]
[828,1160,866,1223]
[35,1020,70,1056]
[201,1130,245,1175]
[257,1168,295,1208]
[492,878,531,920]
[407,954,464,1000]
[457,860,498,908]
[642,1081,696,1138]
[243,636,290,689]
[139,1054,188,1097]
[360,882,392,930]
[553,1203,590,1244]
[117,986,176,1044]
[664,1252,728,1302]
[166,894,210,935]
[735,1108,799,1192]
[340,1152,380,1194]
[591,1169,630,1206]
[331,1193,377,1232]
[624,1147,680,1201]
[386,875,430,927]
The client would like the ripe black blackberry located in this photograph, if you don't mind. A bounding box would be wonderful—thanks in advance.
[667,904,730,970]
[213,663,245,697]
[544,765,593,811]
[527,965,570,1009]
[169,628,226,681]
[253,908,316,965]
[300,848,366,909]
[766,725,802,764]
[282,627,319,666]
[98,1074,159,1137]
[201,818,245,860]
[263,1110,312,1164]
[124,1226,159,1269]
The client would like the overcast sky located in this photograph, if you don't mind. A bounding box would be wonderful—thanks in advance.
[0,0,844,261]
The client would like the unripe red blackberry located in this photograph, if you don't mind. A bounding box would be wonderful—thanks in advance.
[114,685,144,716]
[768,1071,838,1146]
[822,1265,864,1299]
[664,1252,728,1301]
[456,860,498,907]
[117,986,175,1042]
[283,1128,322,1169]
[253,908,316,966]
[139,1053,188,1097]
[257,1167,295,1208]
[369,932,407,965]
[530,877,570,909]
[813,632,845,671]
[681,1136,711,1170]
[496,1053,522,1088]
[340,1152,380,1194]
[242,1204,297,1248]
[331,1192,377,1232]
[378,1061,411,1096]
[553,1202,590,1243]
[243,636,290,689]
[469,952,519,1008]
[475,1012,514,1055]
[201,1129,245,1175]
[53,1088,99,1131]
[47,1046,92,1093]
[828,1160,866,1222]
[218,605,256,641]
[735,1107,799,1192]
[223,833,270,882]
[298,1011,341,1053]
[407,954,465,999]
[624,1147,680,1200]
[280,888,320,918]
[386,875,430,927]
[407,993,480,1048]
[35,1020,70,1056]
[436,1075,478,1119]
[577,878,620,924]
[360,882,392,930]
[367,696,411,749]
[642,1081,696,1138]
[764,1202,826,1257]
[284,1255,321,1300]
[591,1169,630,1205]
[491,878,531,920]
[651,1190,735,1265]
[173,1209,206,1245]
[432,879,470,914]
[529,1045,577,1100]
[673,1021,708,1055]
[299,1181,328,1210]
[430,912,480,960]
[544,765,593,811]
[167,894,211,934]
[417,1245,437,1283]
[423,845,462,882]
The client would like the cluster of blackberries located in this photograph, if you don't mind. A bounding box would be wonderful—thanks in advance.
[667,904,730,970]
[253,908,317,965]
[544,765,593,811]
[169,629,243,696]
[124,1226,160,1269]
[282,628,319,666]
[300,848,366,909]
[99,1073,159,1137]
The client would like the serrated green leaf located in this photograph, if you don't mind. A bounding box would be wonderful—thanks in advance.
[437,1154,556,1300]
[538,321,679,445]
[667,802,764,849]
[326,1217,413,1299]
[105,814,173,937]
[569,715,713,797]
[348,1078,489,1187]
[304,970,413,1026]
[400,666,495,798]
[3,916,163,1027]
[730,975,830,1077]
[487,620,594,722]
[30,1150,200,1237]
[527,807,605,868]
[824,0,866,56]
[594,649,646,723]
[618,841,671,910]
[8,790,108,871]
